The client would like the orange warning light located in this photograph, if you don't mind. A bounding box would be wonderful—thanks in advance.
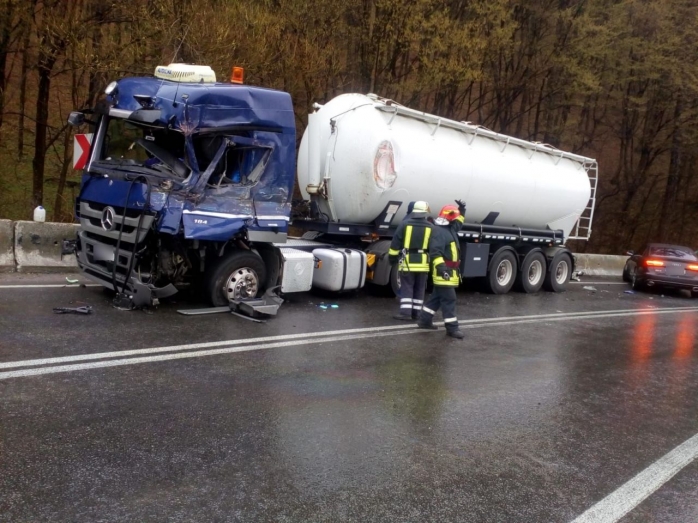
[231,66,244,84]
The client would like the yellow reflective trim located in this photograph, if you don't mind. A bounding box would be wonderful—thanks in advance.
[450,241,458,261]
[456,215,465,223]
[404,225,413,249]
[432,256,445,267]
[422,228,431,250]
[388,248,400,256]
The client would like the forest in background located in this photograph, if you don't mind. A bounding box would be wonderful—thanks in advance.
[0,0,697,253]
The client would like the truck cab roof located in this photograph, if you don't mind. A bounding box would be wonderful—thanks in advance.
[106,77,295,134]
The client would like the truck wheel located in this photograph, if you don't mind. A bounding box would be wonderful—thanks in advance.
[486,250,517,294]
[206,251,267,307]
[543,253,572,292]
[515,252,546,293]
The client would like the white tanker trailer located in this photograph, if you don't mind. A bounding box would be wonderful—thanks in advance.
[294,93,598,295]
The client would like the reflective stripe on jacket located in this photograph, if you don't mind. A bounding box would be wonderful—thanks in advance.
[388,215,433,272]
[430,215,464,286]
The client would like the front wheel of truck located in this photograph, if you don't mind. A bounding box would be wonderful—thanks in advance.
[206,251,267,306]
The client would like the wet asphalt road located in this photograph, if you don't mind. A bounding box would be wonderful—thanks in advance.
[1,274,697,522]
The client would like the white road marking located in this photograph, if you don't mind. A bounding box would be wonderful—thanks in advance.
[571,432,698,523]
[1,306,696,380]
[2,306,696,371]
[0,328,426,379]
[0,284,101,289]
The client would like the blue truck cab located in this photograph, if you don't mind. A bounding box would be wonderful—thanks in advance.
[68,65,297,308]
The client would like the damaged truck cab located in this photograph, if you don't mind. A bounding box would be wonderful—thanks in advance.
[69,65,296,308]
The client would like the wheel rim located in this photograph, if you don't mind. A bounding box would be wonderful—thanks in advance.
[225,267,259,301]
[555,260,569,284]
[528,260,543,286]
[496,259,513,286]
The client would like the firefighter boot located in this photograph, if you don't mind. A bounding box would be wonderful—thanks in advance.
[446,327,464,339]
[417,311,438,330]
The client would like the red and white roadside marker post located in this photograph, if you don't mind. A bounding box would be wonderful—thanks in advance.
[73,133,93,170]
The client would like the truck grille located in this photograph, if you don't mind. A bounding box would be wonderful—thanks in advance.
[77,201,155,288]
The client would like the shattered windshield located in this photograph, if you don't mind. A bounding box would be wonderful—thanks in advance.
[95,118,187,178]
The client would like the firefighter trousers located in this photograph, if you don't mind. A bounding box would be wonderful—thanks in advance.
[397,272,428,318]
[418,286,459,332]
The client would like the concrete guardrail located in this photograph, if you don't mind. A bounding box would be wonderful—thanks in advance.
[0,219,14,272]
[0,219,628,276]
[13,220,79,273]
[573,253,626,277]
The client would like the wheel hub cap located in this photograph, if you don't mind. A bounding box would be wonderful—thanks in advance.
[225,268,259,301]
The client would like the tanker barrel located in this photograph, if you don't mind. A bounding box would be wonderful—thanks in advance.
[306,112,322,192]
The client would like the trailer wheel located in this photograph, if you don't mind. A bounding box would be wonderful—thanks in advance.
[515,252,546,293]
[486,250,517,294]
[206,251,267,306]
[543,252,572,292]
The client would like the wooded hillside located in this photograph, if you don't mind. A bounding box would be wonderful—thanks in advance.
[1,0,697,253]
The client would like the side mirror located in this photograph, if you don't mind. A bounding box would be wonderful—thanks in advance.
[68,111,85,127]
[626,250,634,256]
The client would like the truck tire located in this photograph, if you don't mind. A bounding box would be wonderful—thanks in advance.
[543,252,572,292]
[515,251,546,293]
[486,250,517,294]
[206,251,267,306]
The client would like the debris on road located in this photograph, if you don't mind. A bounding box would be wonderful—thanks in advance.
[65,277,80,285]
[53,305,93,315]
[624,290,635,294]
[583,286,598,292]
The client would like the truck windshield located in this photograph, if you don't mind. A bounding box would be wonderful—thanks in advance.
[95,117,187,178]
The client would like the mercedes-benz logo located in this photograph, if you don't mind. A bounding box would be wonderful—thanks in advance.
[101,206,116,231]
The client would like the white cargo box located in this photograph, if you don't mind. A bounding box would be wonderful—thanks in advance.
[312,248,367,291]
[280,248,315,293]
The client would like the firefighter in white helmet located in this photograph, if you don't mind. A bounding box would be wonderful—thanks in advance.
[388,201,433,320]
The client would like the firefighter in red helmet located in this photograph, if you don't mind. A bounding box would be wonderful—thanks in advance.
[417,199,467,339]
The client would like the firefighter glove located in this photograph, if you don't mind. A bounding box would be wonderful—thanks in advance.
[455,199,466,215]
[441,271,451,281]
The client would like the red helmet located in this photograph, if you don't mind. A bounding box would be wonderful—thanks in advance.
[438,205,461,222]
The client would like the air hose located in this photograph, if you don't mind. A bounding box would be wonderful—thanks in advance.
[111,175,152,306]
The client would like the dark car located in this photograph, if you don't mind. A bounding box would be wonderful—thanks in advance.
[623,243,698,295]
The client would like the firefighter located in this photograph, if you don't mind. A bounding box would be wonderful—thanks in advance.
[417,199,467,339]
[388,201,433,320]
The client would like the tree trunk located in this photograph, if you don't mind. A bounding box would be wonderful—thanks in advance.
[53,127,72,221]
[18,21,31,158]
[657,94,682,242]
[0,0,15,130]
[31,51,58,209]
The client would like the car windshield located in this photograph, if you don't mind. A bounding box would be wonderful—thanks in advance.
[648,246,697,260]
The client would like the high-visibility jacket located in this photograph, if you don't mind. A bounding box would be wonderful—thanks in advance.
[388,215,433,272]
[430,215,465,286]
